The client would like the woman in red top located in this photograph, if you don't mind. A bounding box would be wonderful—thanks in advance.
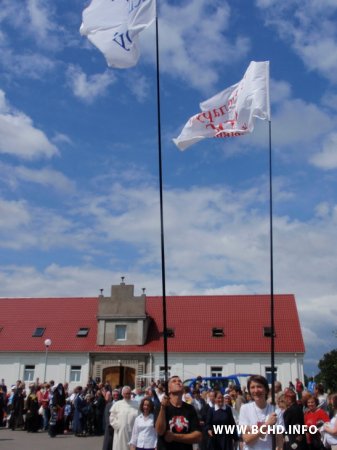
[304,395,329,450]
[40,384,51,431]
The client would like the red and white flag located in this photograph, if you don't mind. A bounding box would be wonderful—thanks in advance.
[80,0,156,69]
[173,61,270,151]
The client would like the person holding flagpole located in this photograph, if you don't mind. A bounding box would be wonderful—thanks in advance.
[155,375,202,450]
[239,375,283,450]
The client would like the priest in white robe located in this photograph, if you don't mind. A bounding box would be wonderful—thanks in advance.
[110,385,138,450]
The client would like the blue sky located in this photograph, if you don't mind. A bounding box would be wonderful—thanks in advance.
[1,0,337,376]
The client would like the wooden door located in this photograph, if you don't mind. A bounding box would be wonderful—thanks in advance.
[103,366,136,389]
[103,367,120,388]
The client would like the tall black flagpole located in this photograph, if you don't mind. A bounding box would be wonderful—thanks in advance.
[268,118,276,450]
[268,118,275,405]
[155,10,169,394]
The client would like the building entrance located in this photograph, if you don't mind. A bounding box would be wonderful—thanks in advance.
[103,366,135,389]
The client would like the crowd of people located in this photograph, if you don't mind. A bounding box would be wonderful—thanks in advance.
[0,375,336,450]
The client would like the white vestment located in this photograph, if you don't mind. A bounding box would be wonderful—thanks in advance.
[110,399,138,450]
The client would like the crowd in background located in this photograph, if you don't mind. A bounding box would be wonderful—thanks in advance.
[0,375,336,450]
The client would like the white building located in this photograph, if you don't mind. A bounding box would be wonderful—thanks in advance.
[0,281,305,390]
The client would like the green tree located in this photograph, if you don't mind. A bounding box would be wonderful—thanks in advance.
[316,349,337,392]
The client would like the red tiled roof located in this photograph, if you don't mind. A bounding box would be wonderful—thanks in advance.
[0,294,305,354]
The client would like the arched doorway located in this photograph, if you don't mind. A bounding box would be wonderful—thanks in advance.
[103,366,136,389]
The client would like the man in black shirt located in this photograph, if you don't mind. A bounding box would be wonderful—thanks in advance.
[155,375,202,450]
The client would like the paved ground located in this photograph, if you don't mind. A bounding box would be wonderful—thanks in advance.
[0,428,104,450]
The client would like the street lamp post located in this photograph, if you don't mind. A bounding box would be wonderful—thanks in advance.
[43,338,52,382]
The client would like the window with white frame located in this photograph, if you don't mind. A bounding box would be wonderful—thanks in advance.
[265,366,278,384]
[23,365,35,382]
[210,366,223,377]
[70,365,82,382]
[115,324,127,341]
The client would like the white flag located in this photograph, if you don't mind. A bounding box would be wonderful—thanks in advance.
[80,0,156,69]
[173,61,270,151]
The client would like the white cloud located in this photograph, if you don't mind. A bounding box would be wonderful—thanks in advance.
[301,326,327,349]
[255,0,337,83]
[0,91,8,112]
[299,295,337,353]
[72,180,337,305]
[14,166,76,193]
[11,180,263,291]
[0,0,26,28]
[0,263,166,299]
[2,0,250,95]
[51,133,72,146]
[256,0,278,6]
[66,65,117,103]
[0,162,76,193]
[0,264,116,297]
[0,173,337,370]
[315,202,331,219]
[270,79,292,104]
[0,90,59,159]
[310,132,337,169]
[141,0,250,91]
[124,72,151,103]
[202,284,253,295]
[0,195,90,251]
[27,0,57,42]
[272,99,334,148]
[0,199,31,230]
[321,91,337,112]
[0,0,62,51]
[0,1,68,80]
[0,48,57,79]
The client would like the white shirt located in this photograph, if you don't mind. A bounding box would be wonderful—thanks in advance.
[156,390,165,401]
[214,405,227,411]
[214,404,239,423]
[325,415,337,445]
[193,398,202,411]
[239,402,284,450]
[129,413,157,449]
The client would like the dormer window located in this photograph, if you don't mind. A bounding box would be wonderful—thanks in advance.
[32,327,45,337]
[263,326,276,337]
[116,325,127,341]
[212,327,224,337]
[77,327,89,337]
